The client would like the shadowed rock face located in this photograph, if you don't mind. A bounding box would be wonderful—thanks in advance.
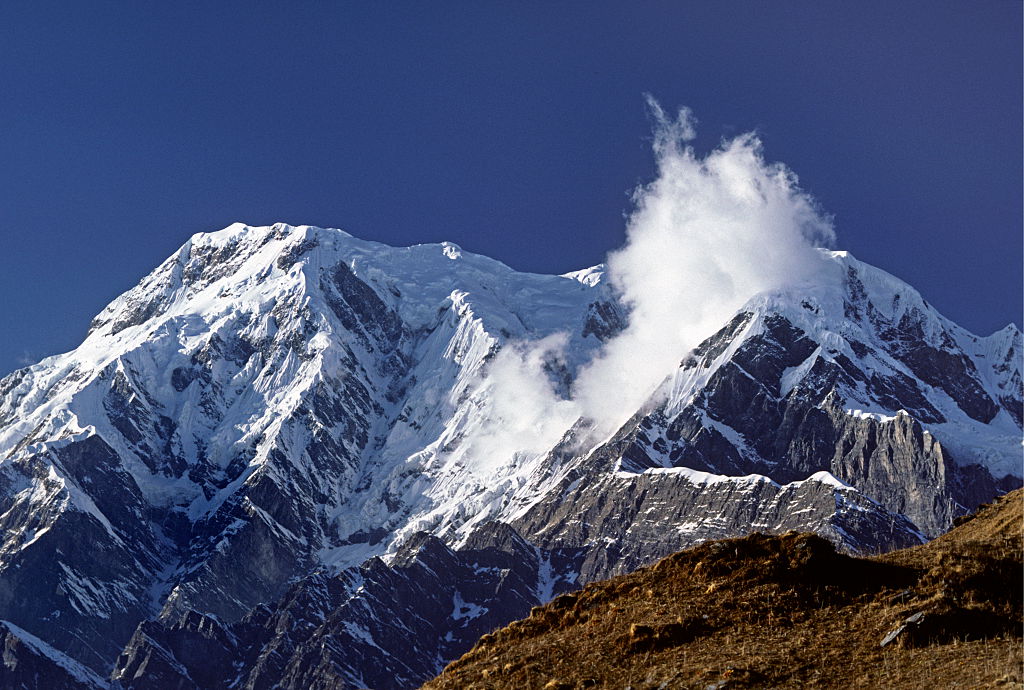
[113,526,584,690]
[0,622,106,690]
[512,466,926,585]
[0,436,166,672]
[0,227,1018,688]
[109,473,925,690]
[590,303,1018,540]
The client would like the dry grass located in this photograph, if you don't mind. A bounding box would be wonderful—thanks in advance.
[424,490,1023,689]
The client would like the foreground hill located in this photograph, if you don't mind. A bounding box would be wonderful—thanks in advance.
[427,488,1023,689]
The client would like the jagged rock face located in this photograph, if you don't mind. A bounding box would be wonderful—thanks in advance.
[513,468,925,584]
[0,621,106,690]
[826,408,1000,537]
[0,224,1018,688]
[0,436,167,671]
[108,473,925,690]
[592,257,1022,539]
[113,525,581,690]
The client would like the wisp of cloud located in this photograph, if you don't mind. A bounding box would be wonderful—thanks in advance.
[464,98,836,469]
[573,97,835,433]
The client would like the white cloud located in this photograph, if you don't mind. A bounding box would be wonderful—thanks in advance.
[573,97,834,434]
[462,99,835,468]
[461,333,579,471]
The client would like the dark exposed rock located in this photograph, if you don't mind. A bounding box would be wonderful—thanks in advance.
[114,527,579,690]
[512,465,925,585]
[582,300,627,342]
[0,621,105,690]
[0,437,165,673]
[593,306,1018,539]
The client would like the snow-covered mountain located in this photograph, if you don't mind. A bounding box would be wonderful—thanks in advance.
[0,223,1018,688]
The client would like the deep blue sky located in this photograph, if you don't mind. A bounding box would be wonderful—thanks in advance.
[1,2,1020,375]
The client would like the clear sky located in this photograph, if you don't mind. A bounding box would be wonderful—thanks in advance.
[1,1,1020,376]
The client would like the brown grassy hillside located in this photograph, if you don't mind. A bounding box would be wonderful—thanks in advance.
[424,490,1023,689]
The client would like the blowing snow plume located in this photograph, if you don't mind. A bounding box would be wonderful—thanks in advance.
[574,98,835,433]
[466,99,835,468]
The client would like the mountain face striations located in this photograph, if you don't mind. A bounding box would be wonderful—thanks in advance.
[0,223,1018,688]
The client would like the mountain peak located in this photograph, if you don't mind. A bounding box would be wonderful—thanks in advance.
[0,225,1018,687]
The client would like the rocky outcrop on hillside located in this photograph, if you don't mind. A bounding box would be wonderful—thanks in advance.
[427,490,1024,689]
